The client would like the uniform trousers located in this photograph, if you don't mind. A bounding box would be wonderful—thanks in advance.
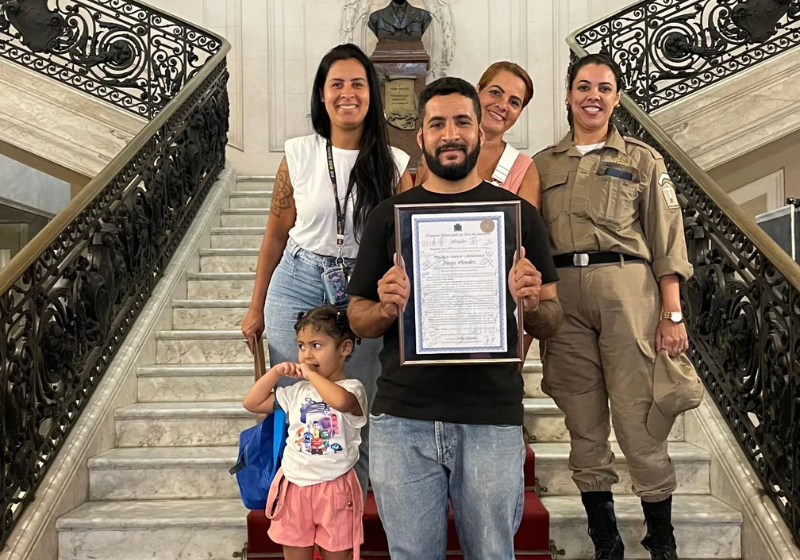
[541,260,676,502]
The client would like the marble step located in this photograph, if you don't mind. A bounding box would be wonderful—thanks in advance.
[114,402,255,447]
[200,248,260,273]
[522,360,543,398]
[155,329,253,364]
[89,438,711,500]
[88,447,239,500]
[56,495,741,560]
[532,441,710,496]
[137,363,254,402]
[210,227,264,249]
[172,299,249,330]
[56,499,247,560]
[220,208,269,227]
[229,191,271,208]
[527,338,541,360]
[544,494,741,559]
[235,176,274,191]
[187,272,254,300]
[523,398,684,443]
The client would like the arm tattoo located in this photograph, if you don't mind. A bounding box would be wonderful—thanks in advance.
[270,161,293,218]
[522,297,563,341]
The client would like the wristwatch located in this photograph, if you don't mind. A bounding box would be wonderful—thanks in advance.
[661,311,684,324]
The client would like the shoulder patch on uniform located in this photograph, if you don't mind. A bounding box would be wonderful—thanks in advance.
[659,173,681,210]
[623,136,664,160]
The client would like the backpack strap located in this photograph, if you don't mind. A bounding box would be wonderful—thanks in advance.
[272,407,287,469]
[492,143,521,186]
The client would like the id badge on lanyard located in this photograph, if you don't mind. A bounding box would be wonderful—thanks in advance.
[324,142,354,305]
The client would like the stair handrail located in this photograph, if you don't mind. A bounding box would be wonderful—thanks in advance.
[0,0,222,119]
[570,0,800,112]
[0,44,230,296]
[0,4,230,549]
[568,2,800,543]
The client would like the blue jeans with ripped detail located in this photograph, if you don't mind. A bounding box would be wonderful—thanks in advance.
[369,413,525,560]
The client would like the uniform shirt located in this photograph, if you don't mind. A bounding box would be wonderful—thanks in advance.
[284,134,410,259]
[346,182,559,425]
[533,126,693,280]
[276,379,368,487]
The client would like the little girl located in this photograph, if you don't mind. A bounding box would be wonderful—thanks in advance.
[243,305,367,560]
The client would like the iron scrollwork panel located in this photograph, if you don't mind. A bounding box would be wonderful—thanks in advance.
[0,0,222,119]
[574,0,800,111]
[0,58,229,547]
[613,103,800,540]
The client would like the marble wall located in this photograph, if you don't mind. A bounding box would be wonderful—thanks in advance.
[95,0,800,216]
[142,0,633,176]
[0,154,70,216]
[709,129,800,219]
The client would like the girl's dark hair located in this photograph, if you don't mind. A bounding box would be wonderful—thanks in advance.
[310,44,397,239]
[295,305,356,347]
[565,53,625,128]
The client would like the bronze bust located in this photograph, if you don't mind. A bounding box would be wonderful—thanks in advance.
[368,0,432,41]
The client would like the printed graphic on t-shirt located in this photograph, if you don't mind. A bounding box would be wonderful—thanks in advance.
[293,397,344,455]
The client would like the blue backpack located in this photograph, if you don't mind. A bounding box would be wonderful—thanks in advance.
[230,404,288,510]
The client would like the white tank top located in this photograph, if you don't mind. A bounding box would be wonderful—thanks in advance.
[284,134,410,259]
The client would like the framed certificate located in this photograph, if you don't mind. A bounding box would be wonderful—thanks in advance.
[394,201,524,366]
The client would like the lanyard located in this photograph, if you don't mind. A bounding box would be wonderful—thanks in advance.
[325,141,353,260]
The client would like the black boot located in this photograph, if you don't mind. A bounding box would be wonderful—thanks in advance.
[641,496,679,560]
[582,492,624,560]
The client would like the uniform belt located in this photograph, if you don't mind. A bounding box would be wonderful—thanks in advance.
[552,252,644,268]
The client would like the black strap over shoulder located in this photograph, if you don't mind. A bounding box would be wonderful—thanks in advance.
[325,141,355,253]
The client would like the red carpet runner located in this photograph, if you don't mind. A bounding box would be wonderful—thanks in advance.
[245,446,551,559]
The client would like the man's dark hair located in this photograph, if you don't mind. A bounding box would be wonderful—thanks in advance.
[418,77,482,125]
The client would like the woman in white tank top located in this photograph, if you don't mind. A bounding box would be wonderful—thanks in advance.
[241,44,412,494]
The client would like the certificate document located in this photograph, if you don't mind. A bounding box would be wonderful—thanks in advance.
[411,212,507,354]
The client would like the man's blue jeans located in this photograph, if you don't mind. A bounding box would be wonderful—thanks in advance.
[369,414,526,560]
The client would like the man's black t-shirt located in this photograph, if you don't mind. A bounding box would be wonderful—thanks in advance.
[347,182,558,425]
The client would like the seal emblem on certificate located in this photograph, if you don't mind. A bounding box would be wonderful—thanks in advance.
[394,201,524,365]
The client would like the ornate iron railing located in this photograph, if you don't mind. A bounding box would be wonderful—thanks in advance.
[573,0,800,111]
[569,6,800,543]
[0,11,229,549]
[0,0,221,119]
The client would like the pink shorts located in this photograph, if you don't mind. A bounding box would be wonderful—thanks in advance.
[266,468,363,557]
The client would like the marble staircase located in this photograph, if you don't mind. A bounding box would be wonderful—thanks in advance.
[55,175,743,560]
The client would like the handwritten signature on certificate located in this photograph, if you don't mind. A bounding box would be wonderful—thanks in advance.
[412,212,507,354]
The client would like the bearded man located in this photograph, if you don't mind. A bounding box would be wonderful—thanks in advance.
[346,77,562,560]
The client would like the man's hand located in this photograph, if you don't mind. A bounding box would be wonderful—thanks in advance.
[509,247,542,312]
[376,253,411,320]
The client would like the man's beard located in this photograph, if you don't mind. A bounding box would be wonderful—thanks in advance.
[423,140,480,182]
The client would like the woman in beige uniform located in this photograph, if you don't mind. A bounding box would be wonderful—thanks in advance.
[534,54,692,560]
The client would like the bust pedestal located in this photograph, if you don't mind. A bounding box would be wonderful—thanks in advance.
[371,40,429,172]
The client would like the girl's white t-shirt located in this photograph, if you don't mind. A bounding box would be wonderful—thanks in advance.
[275,378,368,487]
[284,134,410,259]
